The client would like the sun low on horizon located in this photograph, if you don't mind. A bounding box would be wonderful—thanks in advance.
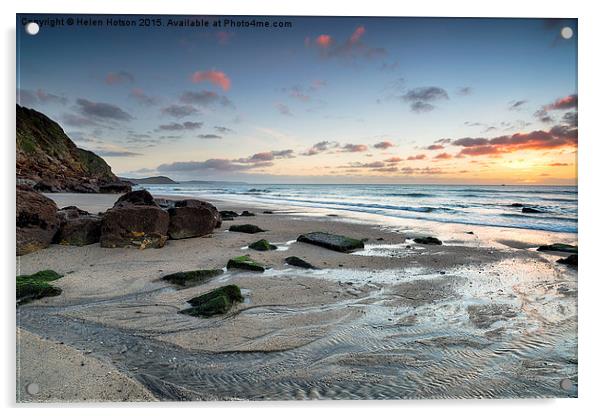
[17,15,577,185]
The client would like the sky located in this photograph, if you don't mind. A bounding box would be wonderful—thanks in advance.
[17,15,578,184]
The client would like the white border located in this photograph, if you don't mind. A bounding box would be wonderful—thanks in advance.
[2,1,601,414]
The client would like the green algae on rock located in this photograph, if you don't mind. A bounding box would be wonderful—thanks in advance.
[226,255,266,272]
[248,239,277,251]
[17,270,63,305]
[180,284,244,317]
[162,269,224,286]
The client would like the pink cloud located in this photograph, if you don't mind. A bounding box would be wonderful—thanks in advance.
[315,35,333,48]
[374,141,394,150]
[407,154,426,161]
[191,70,231,91]
[350,26,366,44]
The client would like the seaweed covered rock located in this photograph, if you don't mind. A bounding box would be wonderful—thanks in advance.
[100,190,169,249]
[537,243,578,254]
[414,236,443,245]
[54,206,101,246]
[16,185,60,255]
[180,285,243,317]
[248,239,277,251]
[226,255,266,272]
[297,232,364,253]
[162,269,223,286]
[16,270,63,304]
[285,256,317,269]
[229,224,265,234]
[167,199,221,239]
[557,254,578,267]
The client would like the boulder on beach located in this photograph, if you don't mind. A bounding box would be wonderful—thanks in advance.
[240,210,255,217]
[54,206,101,246]
[219,210,239,221]
[98,182,132,194]
[167,199,221,239]
[16,186,60,256]
[510,203,524,207]
[162,269,223,286]
[557,254,578,267]
[100,190,169,249]
[285,256,318,269]
[16,270,63,305]
[263,210,274,214]
[226,255,266,272]
[297,231,364,253]
[248,239,277,251]
[537,243,578,254]
[414,236,443,245]
[180,285,244,317]
[229,224,265,234]
[522,207,544,214]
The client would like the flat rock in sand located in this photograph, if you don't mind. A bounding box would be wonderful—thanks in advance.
[297,231,364,253]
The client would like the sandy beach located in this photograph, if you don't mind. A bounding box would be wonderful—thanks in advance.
[16,192,578,401]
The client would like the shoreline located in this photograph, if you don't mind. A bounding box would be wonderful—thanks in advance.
[16,192,578,400]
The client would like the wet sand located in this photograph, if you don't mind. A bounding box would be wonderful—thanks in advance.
[15,192,578,401]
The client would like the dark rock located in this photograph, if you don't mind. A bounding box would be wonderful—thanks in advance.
[248,239,277,251]
[263,210,274,214]
[114,189,158,207]
[414,236,443,245]
[240,210,255,217]
[537,243,578,254]
[226,255,266,272]
[16,186,60,255]
[522,207,544,213]
[220,210,239,220]
[163,269,224,286]
[466,231,474,235]
[54,206,101,246]
[180,285,243,317]
[510,203,524,207]
[99,181,132,194]
[285,256,318,269]
[154,198,176,209]
[557,254,577,267]
[297,232,364,253]
[167,199,220,239]
[229,224,265,234]
[16,270,63,304]
[100,191,169,249]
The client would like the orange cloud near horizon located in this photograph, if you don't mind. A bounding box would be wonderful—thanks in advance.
[191,70,231,91]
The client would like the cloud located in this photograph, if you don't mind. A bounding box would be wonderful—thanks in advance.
[406,154,426,160]
[198,134,222,139]
[545,94,578,110]
[18,88,68,106]
[385,157,403,163]
[534,94,578,123]
[399,167,444,175]
[238,149,295,163]
[340,143,368,153]
[508,99,528,111]
[61,113,99,127]
[94,150,142,157]
[155,121,203,131]
[456,87,473,96]
[562,111,577,127]
[302,141,340,156]
[214,126,234,134]
[434,152,453,160]
[158,159,260,173]
[129,88,159,106]
[309,26,386,60]
[180,90,234,108]
[448,125,578,157]
[549,162,569,166]
[426,144,445,151]
[75,98,133,121]
[105,71,135,85]
[275,103,292,116]
[374,141,394,150]
[161,104,199,118]
[191,70,231,91]
[402,87,449,113]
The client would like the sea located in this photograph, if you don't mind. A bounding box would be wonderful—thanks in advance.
[139,183,577,234]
